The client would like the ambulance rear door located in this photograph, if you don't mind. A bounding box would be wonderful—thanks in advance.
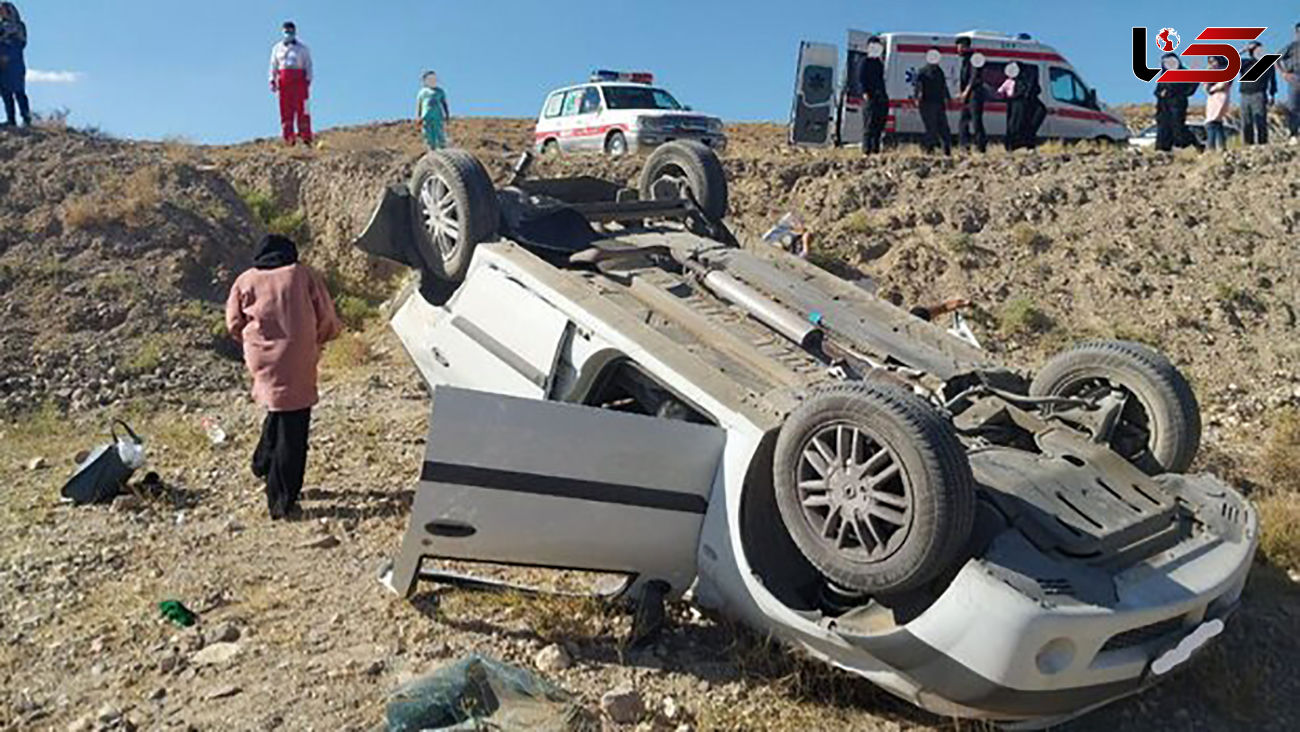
[790,41,839,146]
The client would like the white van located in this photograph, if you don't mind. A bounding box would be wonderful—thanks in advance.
[791,30,1129,147]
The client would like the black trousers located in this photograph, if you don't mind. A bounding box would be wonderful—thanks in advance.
[919,102,951,155]
[1,87,29,126]
[252,408,312,518]
[862,98,889,153]
[1240,94,1268,145]
[959,99,986,152]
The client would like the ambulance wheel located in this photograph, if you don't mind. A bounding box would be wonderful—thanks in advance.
[638,140,728,221]
[541,138,560,156]
[1031,340,1201,475]
[772,381,976,595]
[605,131,628,157]
[408,150,499,283]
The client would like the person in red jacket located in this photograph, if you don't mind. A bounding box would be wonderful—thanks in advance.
[269,21,314,146]
[225,235,342,519]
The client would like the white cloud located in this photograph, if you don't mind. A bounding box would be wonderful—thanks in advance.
[26,69,84,84]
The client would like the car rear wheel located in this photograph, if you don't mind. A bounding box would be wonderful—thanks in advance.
[541,138,560,156]
[1031,340,1201,474]
[605,131,628,157]
[637,140,728,221]
[772,381,976,595]
[408,150,499,283]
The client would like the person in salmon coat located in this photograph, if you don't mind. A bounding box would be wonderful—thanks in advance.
[226,234,342,519]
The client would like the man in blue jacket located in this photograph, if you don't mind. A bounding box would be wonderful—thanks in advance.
[1240,41,1277,145]
[0,2,29,128]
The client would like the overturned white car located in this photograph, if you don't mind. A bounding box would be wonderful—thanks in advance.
[355,142,1257,725]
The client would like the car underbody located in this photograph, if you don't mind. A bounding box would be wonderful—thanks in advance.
[355,143,1258,725]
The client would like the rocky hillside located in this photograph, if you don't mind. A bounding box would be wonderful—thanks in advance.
[1,119,1299,731]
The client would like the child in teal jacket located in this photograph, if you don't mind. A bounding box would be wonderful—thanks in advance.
[416,71,449,149]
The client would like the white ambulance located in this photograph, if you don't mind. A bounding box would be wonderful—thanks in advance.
[535,71,727,157]
[791,30,1129,147]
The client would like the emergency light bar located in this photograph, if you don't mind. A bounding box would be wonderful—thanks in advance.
[590,69,655,84]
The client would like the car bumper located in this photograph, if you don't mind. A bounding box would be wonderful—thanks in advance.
[632,129,727,153]
[857,479,1258,720]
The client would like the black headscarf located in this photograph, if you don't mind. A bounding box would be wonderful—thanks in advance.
[253,234,299,270]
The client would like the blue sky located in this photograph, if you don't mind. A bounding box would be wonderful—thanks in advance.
[14,1,1298,143]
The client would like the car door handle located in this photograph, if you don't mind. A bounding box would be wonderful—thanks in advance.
[431,346,450,368]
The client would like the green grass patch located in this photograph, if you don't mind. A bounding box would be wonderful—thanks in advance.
[999,297,1054,335]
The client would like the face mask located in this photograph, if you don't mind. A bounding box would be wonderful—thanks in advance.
[284,31,296,42]
[1004,62,1019,79]
[1162,56,1179,70]
[866,43,883,59]
[925,49,941,65]
[971,53,986,69]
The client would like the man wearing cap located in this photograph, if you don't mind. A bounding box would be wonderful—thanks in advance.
[913,47,952,155]
[1280,23,1300,143]
[1239,41,1276,145]
[269,21,314,146]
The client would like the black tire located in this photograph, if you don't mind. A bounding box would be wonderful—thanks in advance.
[772,381,976,595]
[638,140,728,221]
[541,138,560,156]
[604,131,628,157]
[1030,340,1201,474]
[408,149,499,283]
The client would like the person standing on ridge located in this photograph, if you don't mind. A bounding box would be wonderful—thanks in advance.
[956,37,987,153]
[913,47,951,155]
[0,2,29,128]
[269,21,314,146]
[1279,23,1300,143]
[1153,52,1200,152]
[859,36,888,155]
[226,234,341,521]
[416,71,450,150]
[1204,56,1232,151]
[1239,41,1276,145]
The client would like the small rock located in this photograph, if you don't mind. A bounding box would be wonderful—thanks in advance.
[297,535,340,550]
[362,660,384,677]
[149,687,167,701]
[66,715,93,732]
[158,650,182,674]
[225,519,245,534]
[662,696,681,721]
[204,685,241,700]
[110,494,144,513]
[96,703,122,724]
[191,642,242,666]
[208,622,240,644]
[26,457,47,471]
[533,643,572,672]
[600,685,645,725]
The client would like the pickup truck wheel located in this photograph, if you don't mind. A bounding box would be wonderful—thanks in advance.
[1031,340,1201,474]
[408,150,499,283]
[773,381,976,595]
[638,140,728,221]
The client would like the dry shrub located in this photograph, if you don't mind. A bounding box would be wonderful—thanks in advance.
[319,332,371,379]
[1261,408,1300,494]
[1257,493,1300,571]
[1010,222,1050,251]
[1000,297,1054,335]
[61,167,165,231]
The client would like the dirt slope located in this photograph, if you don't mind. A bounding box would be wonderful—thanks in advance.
[1,119,1299,732]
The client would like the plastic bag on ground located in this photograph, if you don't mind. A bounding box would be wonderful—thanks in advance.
[384,653,588,732]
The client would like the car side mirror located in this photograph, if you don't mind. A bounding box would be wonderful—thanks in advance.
[1087,89,1098,109]
[684,105,693,111]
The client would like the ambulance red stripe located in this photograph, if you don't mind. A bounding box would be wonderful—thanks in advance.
[534,123,629,140]
[894,43,1064,61]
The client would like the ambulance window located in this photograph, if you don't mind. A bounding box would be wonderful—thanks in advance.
[543,92,565,118]
[802,65,834,105]
[561,88,585,116]
[1050,68,1089,107]
[580,87,603,114]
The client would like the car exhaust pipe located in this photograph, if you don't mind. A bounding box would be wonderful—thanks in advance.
[698,269,822,350]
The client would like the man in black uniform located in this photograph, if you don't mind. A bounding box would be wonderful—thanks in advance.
[1154,52,1200,152]
[1239,40,1276,145]
[913,47,951,155]
[956,37,986,152]
[860,35,889,154]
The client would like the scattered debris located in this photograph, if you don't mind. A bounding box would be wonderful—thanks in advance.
[159,600,198,628]
[201,417,228,446]
[600,685,645,725]
[110,494,144,513]
[761,211,811,258]
[60,420,146,506]
[203,684,242,701]
[384,654,575,732]
[208,621,241,644]
[26,456,47,471]
[298,534,341,550]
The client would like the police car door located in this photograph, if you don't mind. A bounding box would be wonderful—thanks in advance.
[384,385,726,600]
[1045,66,1094,140]
[790,41,839,146]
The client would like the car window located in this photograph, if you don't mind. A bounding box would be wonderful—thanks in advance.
[580,87,602,114]
[542,92,564,118]
[603,86,683,111]
[1050,67,1090,107]
[561,88,585,116]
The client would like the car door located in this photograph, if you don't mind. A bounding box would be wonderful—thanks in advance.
[790,41,839,146]
[391,264,572,399]
[536,90,565,151]
[1046,66,1094,139]
[557,87,587,153]
[577,86,606,152]
[384,385,727,599]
